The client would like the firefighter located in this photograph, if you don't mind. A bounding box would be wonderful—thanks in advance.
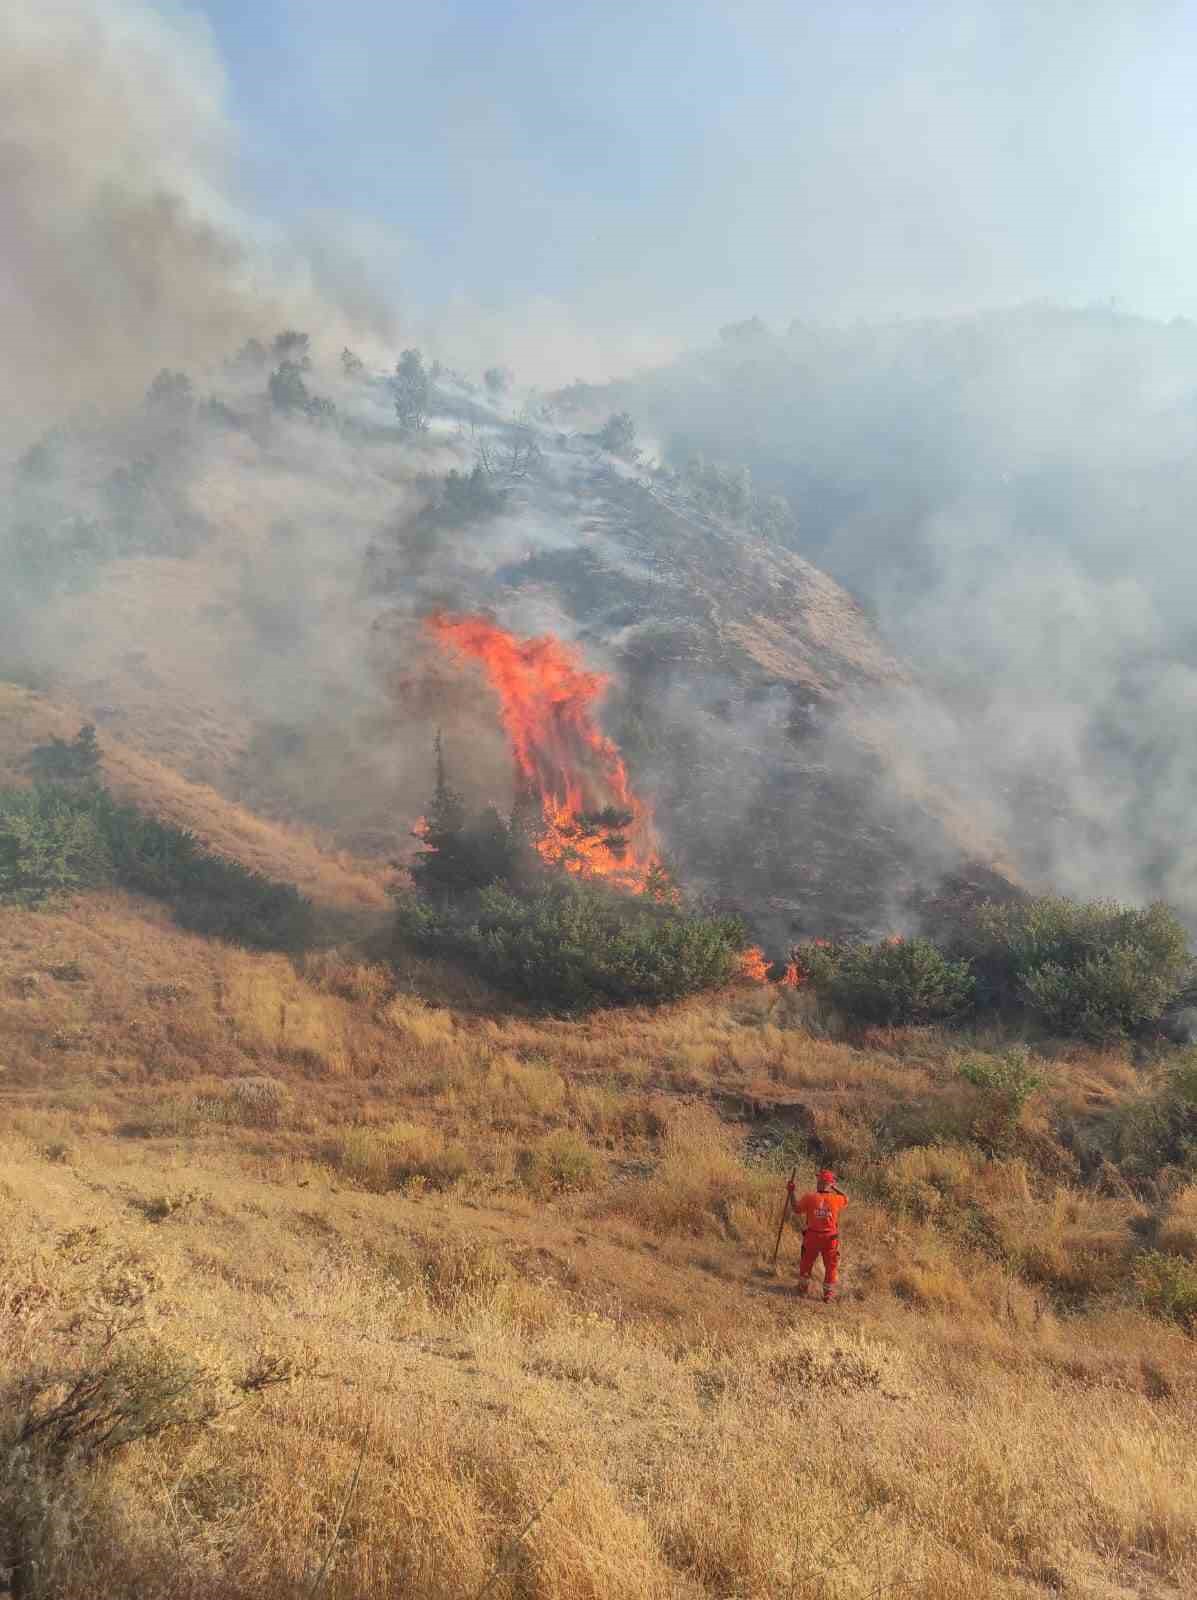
[787,1168,847,1302]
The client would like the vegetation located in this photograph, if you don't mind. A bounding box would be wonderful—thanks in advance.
[27,725,100,785]
[795,895,1193,1041]
[392,348,431,434]
[0,786,111,906]
[4,890,1197,1598]
[1112,1051,1197,1179]
[597,410,638,458]
[144,368,194,419]
[399,880,745,1012]
[408,735,528,900]
[950,895,1192,1039]
[434,464,508,526]
[1135,1250,1197,1330]
[402,741,742,1011]
[91,786,313,949]
[958,1046,1043,1150]
[268,360,336,423]
[0,758,311,949]
[795,935,975,1025]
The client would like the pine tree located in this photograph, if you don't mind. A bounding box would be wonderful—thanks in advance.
[410,734,516,898]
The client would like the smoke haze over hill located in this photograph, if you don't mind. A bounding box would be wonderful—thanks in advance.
[591,309,1197,921]
[5,2,1197,941]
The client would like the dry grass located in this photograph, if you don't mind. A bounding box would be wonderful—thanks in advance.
[0,1142,1194,1600]
[2,887,1197,1596]
[1158,1184,1197,1260]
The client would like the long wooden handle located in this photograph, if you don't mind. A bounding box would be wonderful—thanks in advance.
[770,1165,797,1266]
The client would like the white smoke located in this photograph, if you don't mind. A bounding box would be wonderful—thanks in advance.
[0,0,395,453]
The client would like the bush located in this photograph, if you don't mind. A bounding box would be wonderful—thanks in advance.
[1135,1250,1197,1330]
[27,725,101,784]
[951,896,1191,1038]
[597,411,637,457]
[0,781,311,948]
[0,785,112,905]
[87,788,311,949]
[436,465,507,526]
[958,1047,1043,1150]
[796,936,974,1025]
[1022,947,1181,1041]
[398,880,745,1013]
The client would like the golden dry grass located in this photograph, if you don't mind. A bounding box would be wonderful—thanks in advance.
[2,889,1196,1597]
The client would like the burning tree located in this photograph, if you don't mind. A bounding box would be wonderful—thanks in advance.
[399,619,746,1010]
[425,613,660,894]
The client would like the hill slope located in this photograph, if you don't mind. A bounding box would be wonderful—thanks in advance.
[3,356,1014,944]
[564,305,1197,926]
[0,683,390,925]
[1,882,1195,1600]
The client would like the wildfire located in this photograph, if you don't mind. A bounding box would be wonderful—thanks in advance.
[426,613,659,890]
[738,945,772,983]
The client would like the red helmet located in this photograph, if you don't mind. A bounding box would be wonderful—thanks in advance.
[817,1169,837,1185]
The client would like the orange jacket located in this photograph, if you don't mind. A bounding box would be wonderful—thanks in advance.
[791,1190,847,1235]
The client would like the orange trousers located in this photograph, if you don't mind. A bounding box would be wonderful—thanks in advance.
[798,1232,840,1300]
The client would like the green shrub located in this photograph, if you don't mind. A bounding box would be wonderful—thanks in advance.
[27,725,101,784]
[1021,948,1180,1041]
[0,785,111,905]
[89,787,310,949]
[958,1046,1043,1150]
[1135,1250,1197,1330]
[398,880,745,1013]
[797,936,974,1026]
[0,781,311,949]
[951,896,1191,1038]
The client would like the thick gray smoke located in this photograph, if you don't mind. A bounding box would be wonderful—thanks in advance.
[596,308,1197,926]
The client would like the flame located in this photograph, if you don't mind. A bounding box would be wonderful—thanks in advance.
[426,613,658,890]
[738,945,772,983]
[780,959,802,988]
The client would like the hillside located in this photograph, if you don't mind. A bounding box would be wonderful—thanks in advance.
[2,351,1013,946]
[2,876,1196,1599]
[0,683,390,929]
[3,337,1196,1600]
[7,6,1197,1597]
[560,305,1197,928]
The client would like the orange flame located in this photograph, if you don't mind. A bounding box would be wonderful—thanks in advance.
[738,945,772,983]
[426,613,659,891]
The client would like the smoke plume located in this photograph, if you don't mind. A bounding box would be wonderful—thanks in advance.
[0,0,394,451]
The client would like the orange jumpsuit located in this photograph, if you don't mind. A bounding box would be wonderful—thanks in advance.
[791,1190,847,1301]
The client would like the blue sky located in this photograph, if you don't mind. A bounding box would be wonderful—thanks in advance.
[189,0,1197,346]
